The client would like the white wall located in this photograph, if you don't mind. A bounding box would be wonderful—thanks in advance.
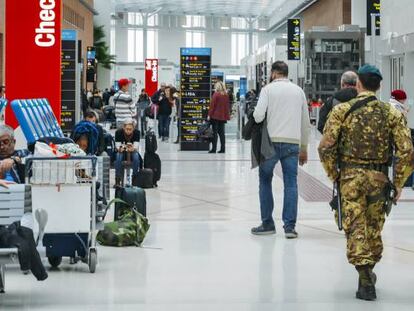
[351,0,366,27]
[377,0,414,125]
[206,31,232,66]
[158,29,185,64]
[382,0,414,39]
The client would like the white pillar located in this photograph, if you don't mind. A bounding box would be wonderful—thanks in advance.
[94,0,115,90]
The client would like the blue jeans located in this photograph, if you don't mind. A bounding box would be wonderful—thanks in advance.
[259,143,299,230]
[115,151,140,178]
[158,115,171,138]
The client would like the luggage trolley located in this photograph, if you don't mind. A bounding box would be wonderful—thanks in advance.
[25,157,99,273]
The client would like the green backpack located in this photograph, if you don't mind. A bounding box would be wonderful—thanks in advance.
[97,201,150,247]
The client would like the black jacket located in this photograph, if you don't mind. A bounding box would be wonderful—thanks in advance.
[151,90,172,116]
[317,88,358,134]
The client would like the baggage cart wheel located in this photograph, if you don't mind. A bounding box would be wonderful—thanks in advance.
[48,256,62,268]
[88,249,97,273]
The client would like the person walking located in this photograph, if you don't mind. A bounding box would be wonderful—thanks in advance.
[318,65,413,301]
[137,89,150,137]
[151,83,172,141]
[317,71,358,133]
[208,81,230,153]
[114,79,135,128]
[251,61,310,238]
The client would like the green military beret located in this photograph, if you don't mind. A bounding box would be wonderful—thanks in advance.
[358,64,383,80]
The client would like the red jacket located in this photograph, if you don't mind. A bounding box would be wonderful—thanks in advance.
[208,92,230,121]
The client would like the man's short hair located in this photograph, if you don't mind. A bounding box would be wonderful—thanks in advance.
[123,118,135,127]
[0,125,14,138]
[341,71,357,87]
[358,73,382,92]
[271,61,289,76]
[85,110,97,120]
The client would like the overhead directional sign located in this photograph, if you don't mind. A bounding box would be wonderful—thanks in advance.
[367,0,381,36]
[287,19,301,61]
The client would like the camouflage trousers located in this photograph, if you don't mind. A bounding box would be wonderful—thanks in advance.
[339,168,387,266]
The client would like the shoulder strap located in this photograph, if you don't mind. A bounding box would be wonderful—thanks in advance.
[114,93,122,107]
[343,96,377,121]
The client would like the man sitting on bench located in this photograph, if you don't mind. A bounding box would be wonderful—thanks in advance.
[0,125,48,283]
[0,125,30,183]
[115,119,141,186]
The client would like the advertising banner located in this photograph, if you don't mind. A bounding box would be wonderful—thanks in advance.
[5,0,62,128]
[145,59,159,97]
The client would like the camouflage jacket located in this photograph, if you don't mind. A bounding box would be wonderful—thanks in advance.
[318,91,413,188]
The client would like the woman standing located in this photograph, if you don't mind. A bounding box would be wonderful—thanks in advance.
[208,81,230,153]
[158,86,174,142]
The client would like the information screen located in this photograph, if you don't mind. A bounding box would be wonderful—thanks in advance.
[61,30,77,132]
[287,19,301,61]
[180,48,212,151]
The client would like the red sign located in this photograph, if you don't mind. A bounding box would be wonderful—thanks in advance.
[145,59,159,97]
[5,0,62,128]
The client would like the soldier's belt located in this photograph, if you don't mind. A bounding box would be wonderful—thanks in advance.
[340,162,388,173]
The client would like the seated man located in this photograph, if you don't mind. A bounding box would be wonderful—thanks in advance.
[0,125,30,183]
[0,126,48,281]
[115,119,141,186]
[84,110,105,156]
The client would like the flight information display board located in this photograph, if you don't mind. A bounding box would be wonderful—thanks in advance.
[180,48,212,151]
[61,30,77,132]
[287,19,301,61]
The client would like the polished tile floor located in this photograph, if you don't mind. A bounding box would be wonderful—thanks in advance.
[2,128,414,310]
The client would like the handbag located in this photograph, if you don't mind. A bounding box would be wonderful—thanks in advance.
[197,122,213,141]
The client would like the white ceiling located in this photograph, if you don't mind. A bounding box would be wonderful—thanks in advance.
[111,0,301,18]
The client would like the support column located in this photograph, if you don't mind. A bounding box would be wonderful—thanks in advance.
[143,14,148,61]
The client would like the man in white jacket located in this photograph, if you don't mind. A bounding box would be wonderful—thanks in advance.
[252,61,311,238]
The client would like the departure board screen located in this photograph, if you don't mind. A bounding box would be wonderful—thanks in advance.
[180,48,212,151]
[61,30,77,132]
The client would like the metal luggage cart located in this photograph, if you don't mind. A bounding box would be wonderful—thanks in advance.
[25,157,98,273]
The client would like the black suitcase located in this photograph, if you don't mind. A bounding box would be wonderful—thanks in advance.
[134,169,154,189]
[145,132,158,153]
[114,186,147,220]
[144,152,161,186]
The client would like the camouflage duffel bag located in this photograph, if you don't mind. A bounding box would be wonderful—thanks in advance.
[97,208,150,247]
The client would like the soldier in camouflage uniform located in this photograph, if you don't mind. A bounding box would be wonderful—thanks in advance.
[318,65,413,301]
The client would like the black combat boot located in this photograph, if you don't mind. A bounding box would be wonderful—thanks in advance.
[368,264,377,285]
[356,265,377,301]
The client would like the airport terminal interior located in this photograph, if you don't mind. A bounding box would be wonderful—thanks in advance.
[1,0,414,310]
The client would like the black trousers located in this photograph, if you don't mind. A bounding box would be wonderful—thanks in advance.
[211,119,226,152]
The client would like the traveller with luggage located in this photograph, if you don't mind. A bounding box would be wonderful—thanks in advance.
[208,81,231,153]
[137,89,150,138]
[114,119,141,187]
[151,83,172,141]
[251,61,310,238]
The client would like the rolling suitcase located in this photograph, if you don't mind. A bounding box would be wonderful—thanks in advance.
[144,152,161,186]
[114,186,147,220]
[145,131,158,153]
[133,169,154,189]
